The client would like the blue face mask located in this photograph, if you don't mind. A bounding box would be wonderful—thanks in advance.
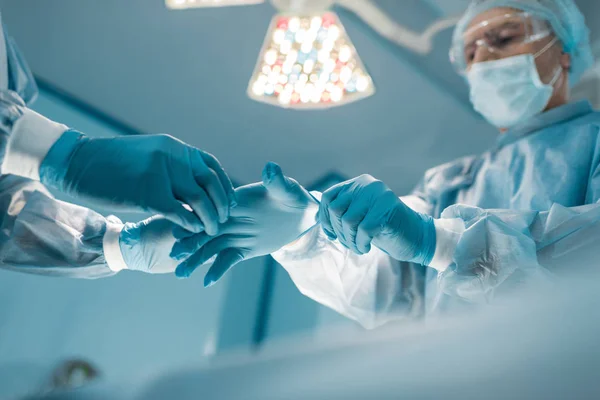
[467,38,562,129]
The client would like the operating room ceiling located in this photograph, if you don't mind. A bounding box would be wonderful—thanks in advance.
[0,0,596,191]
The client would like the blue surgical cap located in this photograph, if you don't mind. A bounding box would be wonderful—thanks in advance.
[453,0,594,87]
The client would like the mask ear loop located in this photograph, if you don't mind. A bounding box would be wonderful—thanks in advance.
[534,37,563,86]
[534,36,559,58]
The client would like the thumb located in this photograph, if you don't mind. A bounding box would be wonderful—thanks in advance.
[262,162,303,201]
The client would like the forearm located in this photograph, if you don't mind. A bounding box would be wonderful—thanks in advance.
[0,174,126,278]
[432,201,600,302]
[272,191,425,329]
[0,95,69,181]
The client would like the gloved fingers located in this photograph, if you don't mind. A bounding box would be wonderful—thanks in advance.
[327,193,353,248]
[170,220,254,260]
[319,183,345,240]
[340,201,370,255]
[176,185,220,236]
[161,198,205,234]
[356,215,382,255]
[200,151,237,208]
[192,152,230,224]
[204,248,247,288]
[171,232,213,261]
[175,235,253,279]
[174,235,232,278]
[173,225,196,240]
[356,195,393,254]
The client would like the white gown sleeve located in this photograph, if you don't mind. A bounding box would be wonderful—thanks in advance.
[272,192,430,329]
[0,174,125,278]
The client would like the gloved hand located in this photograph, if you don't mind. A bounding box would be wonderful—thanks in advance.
[319,174,436,265]
[119,216,187,274]
[170,162,319,286]
[40,132,236,235]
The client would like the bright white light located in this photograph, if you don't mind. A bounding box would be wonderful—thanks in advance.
[295,29,307,43]
[273,29,285,45]
[322,38,335,52]
[289,17,300,32]
[300,91,311,104]
[331,86,343,102]
[287,50,298,64]
[328,26,340,41]
[318,73,329,85]
[252,81,265,96]
[356,76,370,92]
[301,41,313,54]
[304,60,315,74]
[323,58,336,72]
[268,72,279,85]
[339,45,352,63]
[264,49,278,65]
[311,89,323,103]
[311,17,322,30]
[166,0,264,9]
[318,49,330,63]
[340,66,352,83]
[248,12,375,109]
[279,90,292,105]
[265,84,275,95]
[280,40,292,55]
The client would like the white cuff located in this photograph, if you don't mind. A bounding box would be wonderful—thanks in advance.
[103,217,127,273]
[429,218,465,272]
[1,108,68,181]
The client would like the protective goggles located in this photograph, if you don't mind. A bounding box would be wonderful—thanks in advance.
[450,12,553,74]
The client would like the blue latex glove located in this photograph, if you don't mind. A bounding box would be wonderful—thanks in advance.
[170,162,318,286]
[40,132,236,235]
[319,174,436,265]
[120,216,187,274]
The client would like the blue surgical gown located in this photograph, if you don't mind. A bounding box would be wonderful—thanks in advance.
[273,100,600,328]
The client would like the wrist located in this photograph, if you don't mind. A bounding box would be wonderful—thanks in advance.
[411,212,436,266]
[39,129,88,189]
[383,203,436,265]
[118,222,144,272]
[1,108,69,180]
[428,218,465,272]
[103,217,127,273]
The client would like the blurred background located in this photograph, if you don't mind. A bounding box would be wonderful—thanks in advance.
[0,0,597,398]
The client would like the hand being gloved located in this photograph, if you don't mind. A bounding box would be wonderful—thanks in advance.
[319,174,436,266]
[170,162,319,286]
[119,216,187,274]
[39,132,236,235]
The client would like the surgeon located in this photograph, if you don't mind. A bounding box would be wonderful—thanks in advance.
[172,0,600,328]
[0,17,231,277]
